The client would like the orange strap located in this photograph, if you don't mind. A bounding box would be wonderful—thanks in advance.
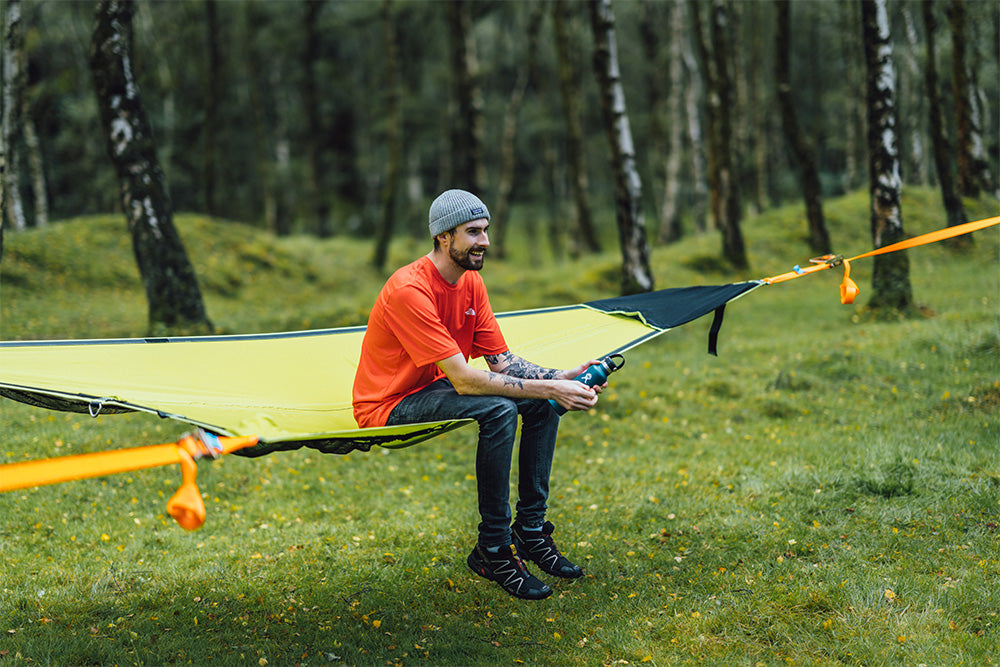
[0,431,258,530]
[763,216,999,303]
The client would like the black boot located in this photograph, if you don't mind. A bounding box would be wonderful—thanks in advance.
[512,521,584,579]
[467,543,552,600]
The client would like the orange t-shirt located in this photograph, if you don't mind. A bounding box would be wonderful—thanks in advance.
[352,256,508,428]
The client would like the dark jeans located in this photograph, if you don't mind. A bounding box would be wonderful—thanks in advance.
[386,378,561,548]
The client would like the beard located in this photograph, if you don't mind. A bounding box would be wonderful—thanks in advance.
[449,245,486,271]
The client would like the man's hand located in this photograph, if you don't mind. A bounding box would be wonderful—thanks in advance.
[550,359,607,412]
[549,377,600,412]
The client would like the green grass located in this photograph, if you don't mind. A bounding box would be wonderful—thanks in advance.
[1,189,998,666]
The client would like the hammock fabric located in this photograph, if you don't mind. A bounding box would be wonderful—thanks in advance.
[0,282,762,459]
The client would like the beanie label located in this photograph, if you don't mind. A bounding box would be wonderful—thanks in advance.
[471,207,484,216]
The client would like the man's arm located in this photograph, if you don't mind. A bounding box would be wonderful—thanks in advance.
[436,352,600,412]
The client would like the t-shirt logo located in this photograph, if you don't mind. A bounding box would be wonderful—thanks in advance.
[465,308,476,316]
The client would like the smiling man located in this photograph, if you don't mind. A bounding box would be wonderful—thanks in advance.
[352,189,605,600]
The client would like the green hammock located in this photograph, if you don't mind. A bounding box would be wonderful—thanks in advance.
[0,282,762,457]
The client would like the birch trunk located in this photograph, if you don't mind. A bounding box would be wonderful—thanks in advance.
[3,0,26,232]
[91,0,211,333]
[590,0,653,294]
[861,0,912,312]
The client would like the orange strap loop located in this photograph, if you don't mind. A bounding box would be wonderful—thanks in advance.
[0,430,258,530]
[763,216,1000,299]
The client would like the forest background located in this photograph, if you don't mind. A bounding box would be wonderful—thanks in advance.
[2,0,997,292]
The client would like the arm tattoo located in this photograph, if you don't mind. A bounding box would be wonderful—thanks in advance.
[487,371,525,389]
[485,351,559,380]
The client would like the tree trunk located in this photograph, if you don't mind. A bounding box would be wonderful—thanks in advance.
[303,0,331,237]
[922,0,969,238]
[0,0,7,257]
[491,1,542,260]
[136,2,176,184]
[840,1,866,193]
[948,0,997,198]
[861,0,912,312]
[554,0,600,256]
[900,5,928,186]
[690,0,746,268]
[543,139,563,262]
[709,0,747,269]
[688,1,719,227]
[446,0,484,194]
[91,0,212,334]
[776,0,831,255]
[22,113,48,228]
[3,0,26,232]
[682,22,708,235]
[202,0,220,217]
[589,0,654,295]
[639,1,666,223]
[372,0,402,272]
[5,0,47,230]
[737,1,766,216]
[243,3,291,236]
[244,3,276,234]
[658,0,685,244]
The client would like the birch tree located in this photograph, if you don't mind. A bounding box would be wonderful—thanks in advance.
[590,0,653,294]
[3,0,26,232]
[861,0,911,312]
[91,0,211,333]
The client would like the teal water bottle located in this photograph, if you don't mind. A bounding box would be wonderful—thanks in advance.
[549,354,625,415]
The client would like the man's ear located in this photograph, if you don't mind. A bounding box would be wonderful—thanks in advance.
[435,230,453,248]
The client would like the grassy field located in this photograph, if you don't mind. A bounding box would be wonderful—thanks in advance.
[1,189,998,666]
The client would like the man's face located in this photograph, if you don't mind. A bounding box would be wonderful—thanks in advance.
[447,219,490,271]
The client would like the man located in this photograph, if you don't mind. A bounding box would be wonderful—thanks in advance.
[352,189,605,600]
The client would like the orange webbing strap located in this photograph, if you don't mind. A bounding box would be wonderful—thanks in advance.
[763,216,1000,303]
[0,431,258,530]
[849,215,999,261]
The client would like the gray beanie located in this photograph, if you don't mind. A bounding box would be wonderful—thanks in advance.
[428,189,490,237]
